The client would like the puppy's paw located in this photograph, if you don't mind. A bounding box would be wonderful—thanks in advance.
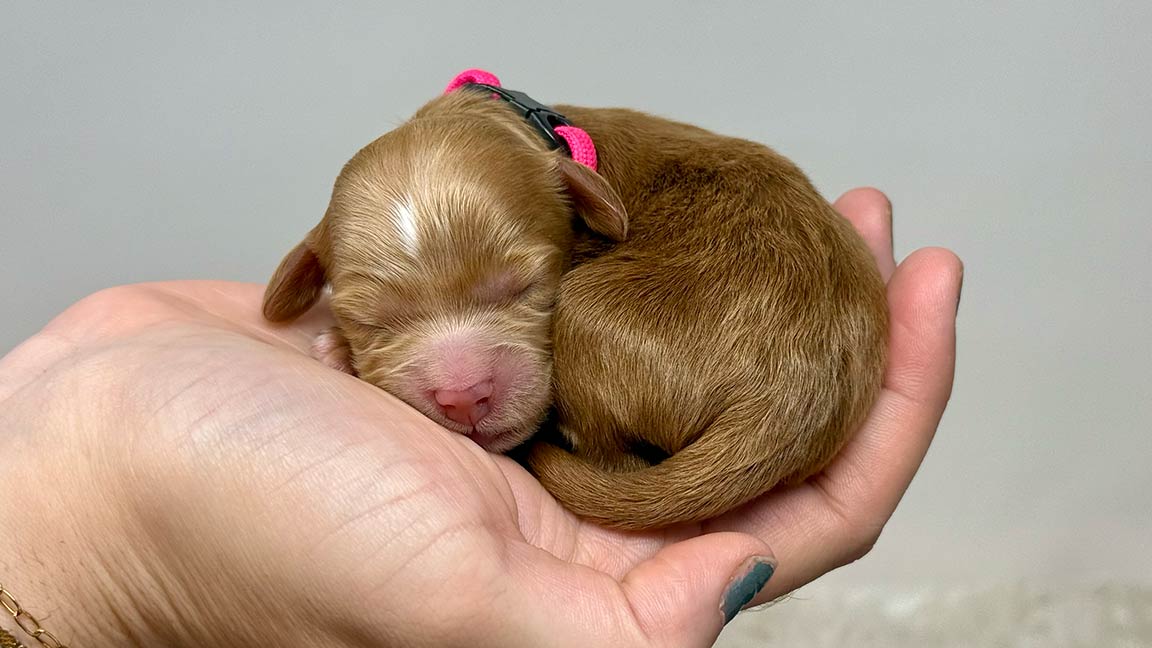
[311,327,355,375]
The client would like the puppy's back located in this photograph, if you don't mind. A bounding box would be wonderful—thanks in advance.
[530,107,888,529]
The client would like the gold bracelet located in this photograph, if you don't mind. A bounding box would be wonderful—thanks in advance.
[0,585,68,648]
[1,625,28,648]
[0,625,28,648]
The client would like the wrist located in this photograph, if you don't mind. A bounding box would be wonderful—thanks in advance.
[0,445,140,646]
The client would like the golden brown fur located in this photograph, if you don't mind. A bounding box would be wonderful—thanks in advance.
[527,106,888,530]
[262,88,887,530]
[262,92,624,452]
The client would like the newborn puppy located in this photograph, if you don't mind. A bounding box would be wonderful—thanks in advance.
[264,71,887,532]
[261,90,625,452]
[528,107,889,530]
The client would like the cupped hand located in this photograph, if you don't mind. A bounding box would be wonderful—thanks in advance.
[0,188,960,648]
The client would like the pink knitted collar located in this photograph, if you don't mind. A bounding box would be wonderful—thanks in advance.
[444,69,598,171]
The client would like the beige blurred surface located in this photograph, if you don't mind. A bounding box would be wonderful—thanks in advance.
[3,2,1150,646]
[720,583,1152,647]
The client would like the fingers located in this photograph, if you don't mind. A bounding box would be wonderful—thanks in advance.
[878,247,963,405]
[0,284,194,399]
[619,532,776,646]
[810,245,963,549]
[505,532,775,648]
[0,332,79,401]
[834,187,896,281]
[705,245,962,599]
[28,281,335,355]
[145,281,338,351]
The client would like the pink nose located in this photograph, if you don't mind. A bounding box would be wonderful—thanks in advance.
[433,380,494,426]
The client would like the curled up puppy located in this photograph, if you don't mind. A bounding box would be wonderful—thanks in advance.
[263,70,888,530]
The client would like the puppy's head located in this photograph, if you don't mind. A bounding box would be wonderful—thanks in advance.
[263,92,626,452]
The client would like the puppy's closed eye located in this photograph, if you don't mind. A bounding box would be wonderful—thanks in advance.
[475,247,559,304]
[473,269,541,304]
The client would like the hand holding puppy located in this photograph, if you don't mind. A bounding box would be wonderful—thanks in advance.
[0,190,960,647]
[263,73,891,529]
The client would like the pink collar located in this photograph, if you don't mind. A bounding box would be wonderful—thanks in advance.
[444,69,598,171]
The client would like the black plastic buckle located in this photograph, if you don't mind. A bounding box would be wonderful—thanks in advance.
[466,83,573,154]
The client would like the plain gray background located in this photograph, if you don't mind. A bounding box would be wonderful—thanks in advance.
[3,2,1150,644]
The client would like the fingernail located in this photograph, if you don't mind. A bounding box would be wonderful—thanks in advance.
[956,268,965,315]
[721,558,775,625]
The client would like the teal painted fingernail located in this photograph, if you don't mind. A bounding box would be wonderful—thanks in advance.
[721,559,775,624]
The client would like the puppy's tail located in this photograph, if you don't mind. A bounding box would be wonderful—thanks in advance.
[528,405,847,530]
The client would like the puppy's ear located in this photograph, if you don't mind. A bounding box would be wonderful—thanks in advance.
[558,157,628,241]
[262,223,329,322]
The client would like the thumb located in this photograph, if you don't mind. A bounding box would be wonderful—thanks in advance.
[621,532,777,647]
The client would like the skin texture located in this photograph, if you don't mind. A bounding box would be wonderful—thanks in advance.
[0,190,961,647]
[531,106,889,529]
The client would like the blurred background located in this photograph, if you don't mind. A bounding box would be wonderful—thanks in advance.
[3,2,1149,645]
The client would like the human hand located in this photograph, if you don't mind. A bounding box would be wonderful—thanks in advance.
[0,187,959,647]
[703,188,962,598]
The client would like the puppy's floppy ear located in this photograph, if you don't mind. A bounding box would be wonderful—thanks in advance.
[262,222,330,322]
[558,157,628,241]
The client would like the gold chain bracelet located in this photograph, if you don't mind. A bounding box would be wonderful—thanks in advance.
[0,585,69,648]
[1,625,28,648]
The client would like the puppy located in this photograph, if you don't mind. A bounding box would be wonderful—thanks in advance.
[264,73,887,532]
[528,107,889,530]
[262,89,625,452]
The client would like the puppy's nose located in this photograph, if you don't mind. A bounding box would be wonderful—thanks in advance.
[433,380,494,426]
